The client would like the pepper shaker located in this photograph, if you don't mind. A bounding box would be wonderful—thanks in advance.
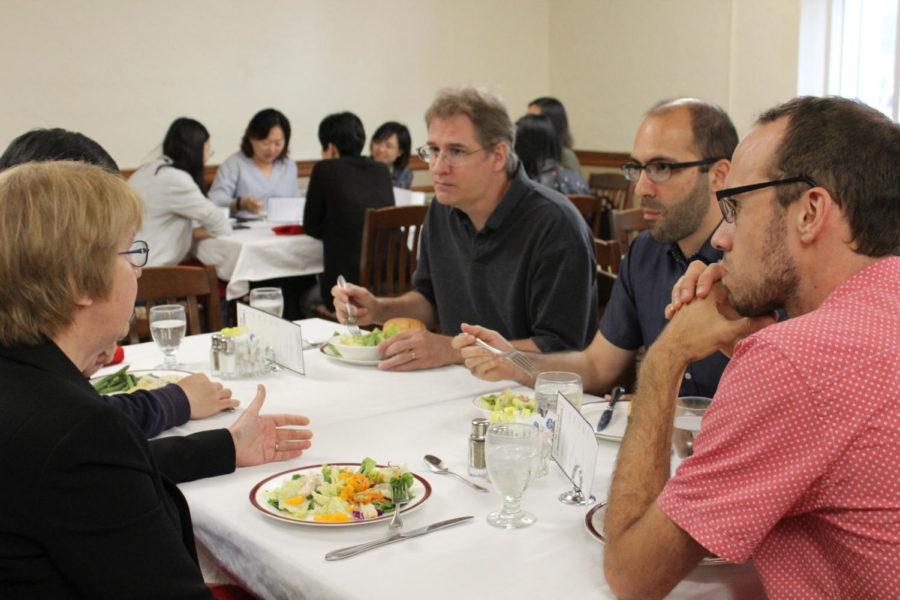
[468,417,490,477]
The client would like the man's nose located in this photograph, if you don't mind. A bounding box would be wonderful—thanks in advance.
[633,169,655,198]
[711,219,733,252]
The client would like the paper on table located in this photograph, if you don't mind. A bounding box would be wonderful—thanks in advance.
[551,390,599,496]
[392,187,426,207]
[266,196,305,224]
[236,303,305,375]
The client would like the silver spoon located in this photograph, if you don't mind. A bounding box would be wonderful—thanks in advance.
[423,454,490,493]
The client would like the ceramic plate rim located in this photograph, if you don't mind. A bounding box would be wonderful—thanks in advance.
[90,367,195,392]
[249,463,432,527]
[470,392,537,416]
[584,503,731,566]
[319,344,381,366]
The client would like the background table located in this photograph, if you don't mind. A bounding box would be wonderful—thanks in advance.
[194,221,323,300]
[111,318,765,599]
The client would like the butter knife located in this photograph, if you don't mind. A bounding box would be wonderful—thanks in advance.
[596,386,625,432]
[324,515,474,561]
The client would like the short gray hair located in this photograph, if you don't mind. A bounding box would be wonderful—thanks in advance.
[425,87,517,176]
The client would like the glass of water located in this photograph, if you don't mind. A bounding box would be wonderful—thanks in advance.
[532,371,583,477]
[249,287,284,318]
[149,304,186,368]
[485,422,541,529]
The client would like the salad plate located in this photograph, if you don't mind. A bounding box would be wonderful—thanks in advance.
[91,367,194,395]
[319,344,381,367]
[250,462,431,527]
[472,389,537,418]
[581,401,630,442]
[584,503,730,566]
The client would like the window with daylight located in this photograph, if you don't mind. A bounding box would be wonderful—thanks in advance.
[828,0,899,119]
[799,0,899,121]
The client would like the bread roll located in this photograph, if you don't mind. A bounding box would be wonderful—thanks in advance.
[383,317,427,333]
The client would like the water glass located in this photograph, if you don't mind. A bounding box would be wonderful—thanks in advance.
[149,304,186,368]
[485,422,541,529]
[249,287,284,318]
[532,371,583,477]
[673,396,712,458]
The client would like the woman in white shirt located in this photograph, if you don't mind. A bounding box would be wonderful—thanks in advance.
[208,108,300,214]
[129,118,231,267]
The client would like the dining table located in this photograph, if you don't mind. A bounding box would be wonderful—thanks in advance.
[193,220,323,300]
[108,318,765,600]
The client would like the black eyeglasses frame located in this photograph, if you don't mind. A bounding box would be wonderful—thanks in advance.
[715,175,817,223]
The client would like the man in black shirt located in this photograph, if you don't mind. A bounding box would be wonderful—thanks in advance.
[455,99,737,396]
[332,87,597,371]
[304,112,395,308]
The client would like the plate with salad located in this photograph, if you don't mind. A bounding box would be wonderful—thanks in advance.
[90,366,192,395]
[473,389,538,420]
[320,326,399,365]
[249,458,431,527]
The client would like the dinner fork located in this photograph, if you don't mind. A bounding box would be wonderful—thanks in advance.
[388,486,408,533]
[473,338,539,380]
[336,275,363,336]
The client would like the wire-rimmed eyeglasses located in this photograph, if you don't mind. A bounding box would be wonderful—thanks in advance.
[715,176,817,223]
[621,157,724,183]
[118,240,150,267]
[416,144,486,167]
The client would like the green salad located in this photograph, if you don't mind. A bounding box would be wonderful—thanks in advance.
[478,389,537,420]
[327,326,400,357]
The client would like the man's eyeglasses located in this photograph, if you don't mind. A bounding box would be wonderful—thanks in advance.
[621,157,724,183]
[118,240,150,267]
[416,144,485,167]
[715,176,817,223]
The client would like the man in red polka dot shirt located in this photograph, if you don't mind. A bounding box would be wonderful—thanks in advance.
[604,96,900,599]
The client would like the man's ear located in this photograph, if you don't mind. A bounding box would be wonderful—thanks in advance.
[492,142,510,173]
[74,294,93,308]
[708,159,731,193]
[793,187,834,244]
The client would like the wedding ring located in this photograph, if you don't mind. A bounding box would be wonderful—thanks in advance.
[410,350,417,360]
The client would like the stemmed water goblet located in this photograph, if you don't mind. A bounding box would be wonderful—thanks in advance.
[149,304,186,368]
[485,422,541,529]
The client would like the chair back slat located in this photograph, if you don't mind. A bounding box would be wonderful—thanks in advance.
[589,173,634,210]
[359,206,428,297]
[611,207,650,247]
[594,238,622,274]
[129,264,222,343]
[566,194,610,238]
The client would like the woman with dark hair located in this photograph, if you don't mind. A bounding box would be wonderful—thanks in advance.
[209,108,299,214]
[129,118,231,266]
[528,96,581,172]
[515,114,589,195]
[370,121,413,189]
[0,127,119,173]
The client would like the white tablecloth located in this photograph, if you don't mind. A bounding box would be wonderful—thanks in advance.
[194,221,323,300]
[111,319,764,600]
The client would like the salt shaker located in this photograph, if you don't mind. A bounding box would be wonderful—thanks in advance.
[468,418,490,477]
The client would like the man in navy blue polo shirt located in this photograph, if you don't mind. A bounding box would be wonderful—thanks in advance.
[332,87,597,371]
[454,99,737,398]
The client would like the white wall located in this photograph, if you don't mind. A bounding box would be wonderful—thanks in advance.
[549,0,802,152]
[1,0,804,168]
[0,0,550,169]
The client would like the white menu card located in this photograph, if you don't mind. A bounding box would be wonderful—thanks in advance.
[266,196,305,223]
[236,303,306,375]
[551,390,599,496]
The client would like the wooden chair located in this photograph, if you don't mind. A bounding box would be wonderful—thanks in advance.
[129,264,223,343]
[566,194,611,238]
[359,205,428,297]
[589,172,633,210]
[596,269,618,322]
[594,238,622,274]
[611,207,650,247]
